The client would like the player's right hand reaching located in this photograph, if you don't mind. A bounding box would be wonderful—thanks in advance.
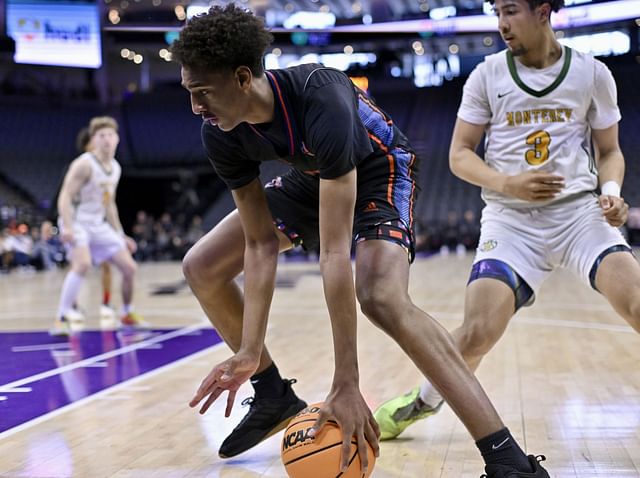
[502,171,565,201]
[189,351,260,417]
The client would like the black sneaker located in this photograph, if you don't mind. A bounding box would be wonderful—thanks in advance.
[482,455,550,478]
[218,378,307,458]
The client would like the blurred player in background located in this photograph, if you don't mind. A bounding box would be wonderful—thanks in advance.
[51,116,148,335]
[73,126,118,324]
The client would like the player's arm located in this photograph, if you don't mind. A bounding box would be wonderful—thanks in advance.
[57,158,91,242]
[449,118,564,201]
[301,79,378,472]
[312,168,378,474]
[189,178,280,417]
[105,190,137,252]
[232,178,280,357]
[449,118,505,191]
[318,169,358,389]
[593,123,628,226]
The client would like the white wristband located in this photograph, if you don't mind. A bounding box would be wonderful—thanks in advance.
[601,181,621,198]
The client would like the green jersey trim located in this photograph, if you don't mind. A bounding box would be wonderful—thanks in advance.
[507,46,572,98]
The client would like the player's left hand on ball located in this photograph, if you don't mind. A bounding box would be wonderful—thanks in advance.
[311,385,380,475]
[189,351,260,416]
[599,194,628,227]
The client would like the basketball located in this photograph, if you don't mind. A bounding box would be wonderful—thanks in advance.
[281,402,376,478]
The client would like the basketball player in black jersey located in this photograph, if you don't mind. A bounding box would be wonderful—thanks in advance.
[172,6,550,477]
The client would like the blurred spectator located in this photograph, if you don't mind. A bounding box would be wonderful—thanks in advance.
[31,220,65,270]
[4,223,34,268]
[441,210,465,256]
[413,218,436,254]
[185,215,204,246]
[153,219,172,260]
[459,209,480,251]
[0,228,11,272]
[131,209,205,262]
[170,170,200,219]
[131,210,155,261]
[159,212,173,234]
[628,207,640,245]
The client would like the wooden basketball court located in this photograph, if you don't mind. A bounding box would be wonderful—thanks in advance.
[1,254,639,477]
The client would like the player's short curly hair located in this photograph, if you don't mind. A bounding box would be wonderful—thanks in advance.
[485,0,565,13]
[170,4,273,75]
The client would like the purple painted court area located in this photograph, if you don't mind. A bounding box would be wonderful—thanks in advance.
[0,327,222,434]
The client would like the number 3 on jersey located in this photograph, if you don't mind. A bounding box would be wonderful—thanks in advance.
[525,130,551,165]
[102,188,111,208]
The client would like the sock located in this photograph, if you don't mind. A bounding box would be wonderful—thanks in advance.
[56,271,84,319]
[103,290,111,306]
[476,428,532,472]
[250,363,285,399]
[121,304,133,315]
[419,381,444,409]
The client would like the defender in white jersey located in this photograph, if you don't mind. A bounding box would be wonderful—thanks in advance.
[376,0,640,470]
[51,116,148,335]
[73,126,117,323]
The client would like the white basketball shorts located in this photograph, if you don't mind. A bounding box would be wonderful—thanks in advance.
[474,193,629,298]
[61,220,126,265]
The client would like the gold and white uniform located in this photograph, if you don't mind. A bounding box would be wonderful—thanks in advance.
[458,46,628,295]
[61,152,125,264]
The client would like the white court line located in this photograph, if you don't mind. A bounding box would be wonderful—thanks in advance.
[0,387,32,393]
[528,302,613,312]
[99,395,133,400]
[422,299,615,313]
[432,311,636,334]
[0,308,204,322]
[0,322,210,391]
[12,343,71,353]
[116,385,151,392]
[0,341,224,441]
[0,397,6,401]
[50,350,76,358]
[518,316,635,333]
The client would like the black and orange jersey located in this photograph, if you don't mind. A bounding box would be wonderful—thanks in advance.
[202,63,413,190]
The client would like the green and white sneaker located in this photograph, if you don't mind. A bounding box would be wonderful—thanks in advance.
[374,386,444,440]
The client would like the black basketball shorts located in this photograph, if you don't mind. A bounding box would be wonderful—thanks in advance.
[264,147,419,262]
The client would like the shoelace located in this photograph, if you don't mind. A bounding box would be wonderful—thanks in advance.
[239,378,298,407]
[241,397,255,407]
[235,378,299,423]
[479,455,547,478]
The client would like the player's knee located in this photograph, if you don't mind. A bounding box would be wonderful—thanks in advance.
[358,292,386,325]
[182,246,216,287]
[182,248,201,285]
[357,287,404,330]
[457,320,499,357]
[122,260,137,279]
[73,261,91,276]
